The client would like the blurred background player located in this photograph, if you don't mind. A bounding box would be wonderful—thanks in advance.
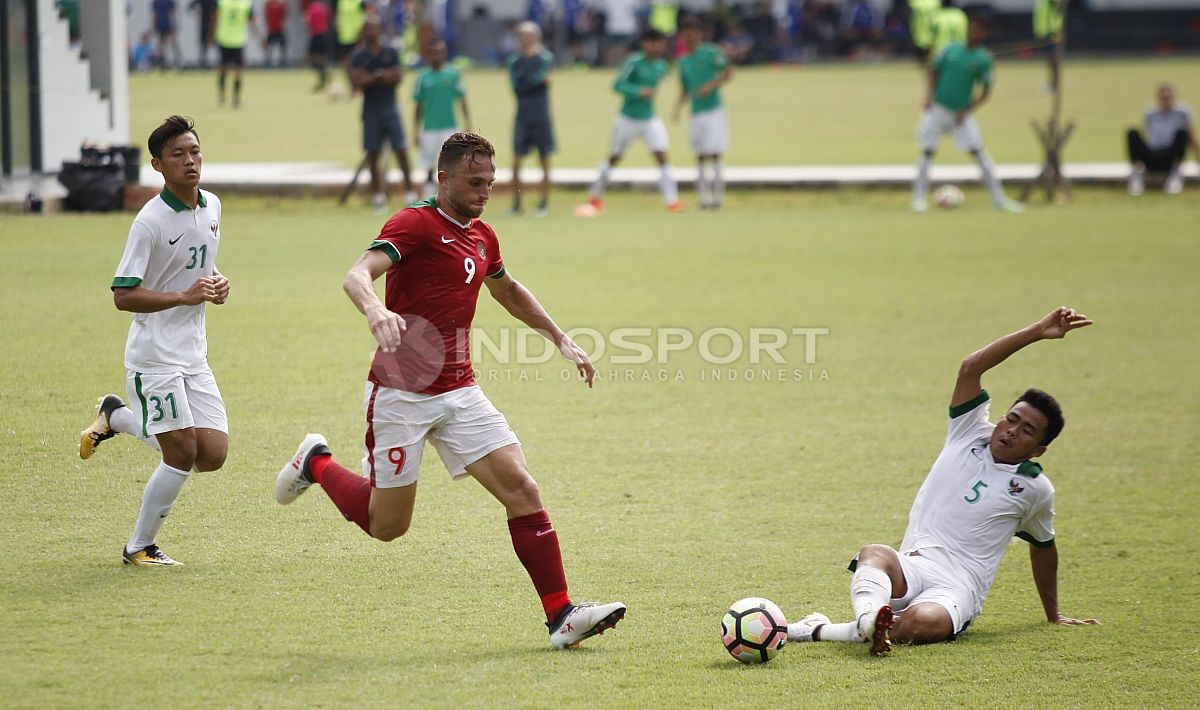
[579,28,684,216]
[1032,0,1064,93]
[908,0,940,64]
[351,19,417,214]
[930,0,966,58]
[79,116,231,567]
[1126,83,1198,196]
[273,132,626,650]
[188,0,218,68]
[335,0,368,97]
[507,21,556,217]
[306,0,332,91]
[152,0,183,71]
[912,15,1022,213]
[264,0,290,67]
[215,0,260,108]
[787,307,1098,655]
[413,38,471,198]
[674,17,732,210]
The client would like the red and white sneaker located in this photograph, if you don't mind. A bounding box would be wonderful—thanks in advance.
[275,433,329,504]
[859,605,894,656]
[548,601,626,649]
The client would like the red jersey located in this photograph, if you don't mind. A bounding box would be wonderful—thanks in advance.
[366,198,505,395]
[305,0,329,34]
[265,0,288,33]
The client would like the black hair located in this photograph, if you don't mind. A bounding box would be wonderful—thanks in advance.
[680,17,702,32]
[640,28,667,43]
[437,131,495,172]
[1013,388,1063,446]
[148,115,198,159]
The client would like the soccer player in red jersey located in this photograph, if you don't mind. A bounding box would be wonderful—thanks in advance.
[275,132,625,649]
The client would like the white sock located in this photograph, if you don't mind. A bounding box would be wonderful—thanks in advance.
[974,150,1006,205]
[108,406,161,451]
[813,620,862,643]
[850,564,893,620]
[713,158,725,205]
[590,162,612,200]
[659,164,679,205]
[126,461,190,553]
[696,160,711,206]
[914,153,933,204]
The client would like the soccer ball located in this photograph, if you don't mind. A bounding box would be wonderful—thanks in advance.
[934,184,965,209]
[721,597,788,664]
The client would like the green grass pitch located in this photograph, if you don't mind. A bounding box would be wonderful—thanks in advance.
[127,57,1200,168]
[2,58,1200,708]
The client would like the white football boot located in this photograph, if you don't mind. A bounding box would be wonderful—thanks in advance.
[275,433,329,504]
[787,612,831,643]
[857,604,895,657]
[548,601,626,649]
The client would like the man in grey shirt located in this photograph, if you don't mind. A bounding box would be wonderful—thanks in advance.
[1127,83,1198,195]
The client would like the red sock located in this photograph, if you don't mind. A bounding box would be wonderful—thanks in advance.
[310,454,372,536]
[508,510,571,622]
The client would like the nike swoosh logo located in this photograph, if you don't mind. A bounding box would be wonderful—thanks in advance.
[168,233,184,245]
[535,529,555,537]
[441,236,456,243]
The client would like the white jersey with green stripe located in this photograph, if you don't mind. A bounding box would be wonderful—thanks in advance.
[899,391,1056,605]
[112,188,222,374]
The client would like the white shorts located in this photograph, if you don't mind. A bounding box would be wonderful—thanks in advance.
[609,114,670,156]
[419,128,458,171]
[362,383,520,489]
[917,104,984,153]
[126,368,228,437]
[690,107,729,156]
[893,547,981,636]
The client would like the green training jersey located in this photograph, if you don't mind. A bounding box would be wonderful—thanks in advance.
[932,7,968,57]
[613,52,669,120]
[413,66,465,131]
[1033,0,1063,39]
[909,0,940,50]
[679,43,728,115]
[932,42,992,113]
[214,0,252,49]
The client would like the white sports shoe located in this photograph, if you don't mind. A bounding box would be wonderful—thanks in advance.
[857,605,895,657]
[996,198,1025,213]
[548,601,626,649]
[787,612,831,643]
[1165,169,1184,195]
[911,199,928,213]
[1128,169,1145,196]
[275,433,329,504]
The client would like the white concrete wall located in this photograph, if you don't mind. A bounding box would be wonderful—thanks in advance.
[37,0,128,173]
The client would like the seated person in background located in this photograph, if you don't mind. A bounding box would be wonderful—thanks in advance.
[720,22,755,64]
[1127,83,1198,196]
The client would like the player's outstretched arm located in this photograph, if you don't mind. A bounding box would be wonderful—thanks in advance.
[1030,544,1100,626]
[485,272,596,388]
[952,307,1093,408]
[343,250,407,353]
[113,278,219,313]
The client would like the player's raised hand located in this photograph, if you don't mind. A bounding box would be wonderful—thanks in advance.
[559,336,596,389]
[367,306,407,353]
[181,276,218,306]
[1036,307,1094,340]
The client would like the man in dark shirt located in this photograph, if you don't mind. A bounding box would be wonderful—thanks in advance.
[189,0,218,68]
[507,21,556,216]
[350,19,417,213]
